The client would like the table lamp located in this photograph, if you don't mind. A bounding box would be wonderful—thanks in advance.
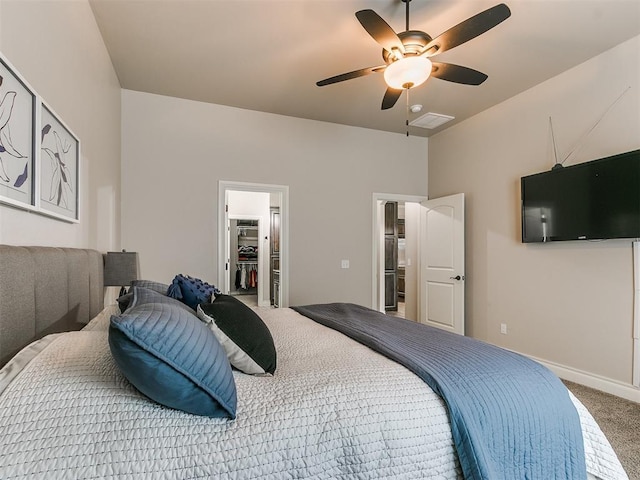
[104,250,139,297]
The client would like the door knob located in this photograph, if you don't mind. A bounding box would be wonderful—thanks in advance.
[450,275,462,281]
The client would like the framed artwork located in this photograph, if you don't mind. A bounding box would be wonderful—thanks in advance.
[0,53,36,210]
[38,101,79,222]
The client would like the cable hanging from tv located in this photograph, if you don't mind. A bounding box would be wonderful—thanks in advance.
[549,85,631,170]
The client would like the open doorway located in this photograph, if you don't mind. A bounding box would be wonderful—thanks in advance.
[372,193,427,321]
[218,181,289,308]
[373,193,466,331]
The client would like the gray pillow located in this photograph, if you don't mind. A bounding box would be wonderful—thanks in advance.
[118,286,195,314]
[130,279,170,295]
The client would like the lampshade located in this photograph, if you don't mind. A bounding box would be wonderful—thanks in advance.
[384,56,432,90]
[104,251,139,287]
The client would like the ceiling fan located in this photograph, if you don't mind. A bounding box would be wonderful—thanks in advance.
[316,1,511,110]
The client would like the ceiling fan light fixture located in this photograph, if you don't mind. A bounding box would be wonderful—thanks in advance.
[383,56,432,90]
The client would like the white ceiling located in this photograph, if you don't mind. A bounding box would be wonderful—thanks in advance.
[89,0,640,137]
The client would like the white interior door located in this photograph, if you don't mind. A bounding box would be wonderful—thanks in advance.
[419,193,465,335]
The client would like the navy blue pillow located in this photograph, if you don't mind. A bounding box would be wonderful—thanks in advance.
[109,301,237,418]
[167,274,221,310]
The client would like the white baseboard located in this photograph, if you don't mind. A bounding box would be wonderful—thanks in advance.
[525,354,640,403]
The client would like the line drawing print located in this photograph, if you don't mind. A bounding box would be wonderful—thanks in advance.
[41,123,73,208]
[0,77,28,188]
[38,101,79,222]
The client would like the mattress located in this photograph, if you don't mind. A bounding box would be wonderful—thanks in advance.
[0,305,627,480]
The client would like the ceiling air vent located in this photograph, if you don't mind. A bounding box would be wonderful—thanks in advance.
[410,112,455,129]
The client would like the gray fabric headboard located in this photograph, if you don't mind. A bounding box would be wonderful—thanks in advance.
[0,245,104,367]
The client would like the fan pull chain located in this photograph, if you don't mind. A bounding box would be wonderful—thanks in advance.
[406,89,410,137]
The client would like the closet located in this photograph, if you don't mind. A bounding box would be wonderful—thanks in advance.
[230,219,259,296]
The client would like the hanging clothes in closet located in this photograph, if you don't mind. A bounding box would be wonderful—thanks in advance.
[236,263,257,290]
[234,219,259,295]
[235,267,241,290]
[249,267,257,288]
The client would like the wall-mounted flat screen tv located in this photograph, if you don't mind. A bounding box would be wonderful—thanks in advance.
[521,149,640,243]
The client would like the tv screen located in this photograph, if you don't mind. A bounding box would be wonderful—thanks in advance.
[521,150,640,243]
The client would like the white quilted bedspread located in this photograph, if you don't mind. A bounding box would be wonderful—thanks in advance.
[0,307,627,480]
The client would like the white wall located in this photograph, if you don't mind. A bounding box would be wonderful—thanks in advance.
[121,89,428,306]
[429,36,640,394]
[0,0,120,251]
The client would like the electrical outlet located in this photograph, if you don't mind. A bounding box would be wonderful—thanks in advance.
[500,323,507,335]
[341,260,349,269]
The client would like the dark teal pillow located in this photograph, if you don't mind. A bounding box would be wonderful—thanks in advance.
[109,301,236,418]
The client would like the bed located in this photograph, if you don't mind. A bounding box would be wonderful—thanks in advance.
[0,245,628,480]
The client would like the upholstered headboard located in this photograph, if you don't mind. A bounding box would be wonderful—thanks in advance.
[0,245,104,367]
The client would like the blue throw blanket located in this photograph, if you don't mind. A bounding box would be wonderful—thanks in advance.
[292,303,586,480]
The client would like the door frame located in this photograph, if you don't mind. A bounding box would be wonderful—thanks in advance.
[218,181,289,307]
[372,192,428,313]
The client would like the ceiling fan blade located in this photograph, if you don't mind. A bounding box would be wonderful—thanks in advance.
[424,3,511,57]
[316,65,386,87]
[430,62,488,85]
[381,87,403,110]
[355,9,405,55]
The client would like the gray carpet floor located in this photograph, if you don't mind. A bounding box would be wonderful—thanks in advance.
[564,380,640,480]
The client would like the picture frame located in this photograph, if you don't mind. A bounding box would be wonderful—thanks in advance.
[38,101,80,223]
[0,53,37,211]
